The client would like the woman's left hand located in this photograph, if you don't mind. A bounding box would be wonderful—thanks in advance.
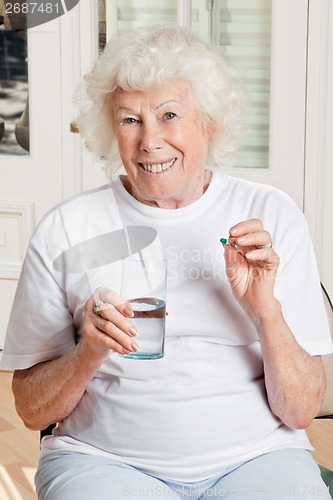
[223,218,280,321]
[223,219,327,428]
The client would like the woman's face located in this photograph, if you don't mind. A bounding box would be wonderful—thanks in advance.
[112,80,214,209]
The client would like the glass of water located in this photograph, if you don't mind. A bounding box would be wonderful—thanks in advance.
[120,255,167,360]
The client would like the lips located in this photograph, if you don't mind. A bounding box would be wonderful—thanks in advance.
[140,158,176,173]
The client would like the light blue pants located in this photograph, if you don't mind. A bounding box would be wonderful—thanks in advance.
[35,448,331,499]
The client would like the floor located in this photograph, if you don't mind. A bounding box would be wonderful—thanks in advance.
[1,370,332,500]
[0,371,39,499]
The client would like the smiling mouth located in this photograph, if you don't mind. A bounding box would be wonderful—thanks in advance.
[140,158,176,173]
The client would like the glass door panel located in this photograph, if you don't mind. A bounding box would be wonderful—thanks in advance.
[0,3,29,155]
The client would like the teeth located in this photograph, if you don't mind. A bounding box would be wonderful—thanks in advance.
[141,159,175,173]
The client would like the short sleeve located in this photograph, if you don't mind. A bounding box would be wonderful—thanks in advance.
[272,197,332,355]
[0,223,76,370]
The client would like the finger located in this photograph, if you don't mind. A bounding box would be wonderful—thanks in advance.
[229,218,264,238]
[84,320,140,355]
[87,297,138,337]
[98,303,138,337]
[93,315,140,352]
[222,241,245,269]
[244,248,280,269]
[93,287,133,317]
[229,230,272,248]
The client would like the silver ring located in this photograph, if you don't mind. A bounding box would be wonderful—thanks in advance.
[93,300,104,316]
[256,241,273,249]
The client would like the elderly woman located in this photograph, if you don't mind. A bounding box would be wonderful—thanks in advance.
[1,25,332,500]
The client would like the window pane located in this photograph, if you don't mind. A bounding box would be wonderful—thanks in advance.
[99,0,178,50]
[211,0,272,168]
[0,4,29,156]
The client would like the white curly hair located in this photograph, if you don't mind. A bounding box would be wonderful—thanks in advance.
[75,24,244,178]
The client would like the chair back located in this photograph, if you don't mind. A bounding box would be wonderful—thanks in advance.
[317,284,333,418]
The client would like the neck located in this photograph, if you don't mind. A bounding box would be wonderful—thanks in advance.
[121,169,212,209]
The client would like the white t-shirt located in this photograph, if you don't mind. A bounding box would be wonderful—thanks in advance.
[1,169,332,481]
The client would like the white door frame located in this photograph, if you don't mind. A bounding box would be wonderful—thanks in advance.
[304,0,333,297]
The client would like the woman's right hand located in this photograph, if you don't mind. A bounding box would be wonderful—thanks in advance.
[12,286,140,430]
[82,287,140,359]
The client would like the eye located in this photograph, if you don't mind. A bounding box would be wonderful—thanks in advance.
[163,112,177,120]
[123,117,139,124]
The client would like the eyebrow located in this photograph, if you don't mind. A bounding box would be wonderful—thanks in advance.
[115,100,182,114]
[114,106,138,115]
[156,100,181,109]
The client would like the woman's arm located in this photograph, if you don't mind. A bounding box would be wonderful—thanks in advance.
[12,292,139,430]
[223,218,326,429]
[252,299,326,428]
[12,341,105,431]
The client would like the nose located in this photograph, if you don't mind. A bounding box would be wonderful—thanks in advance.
[139,122,163,153]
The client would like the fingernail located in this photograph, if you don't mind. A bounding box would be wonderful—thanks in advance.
[124,306,134,317]
[245,252,254,259]
[130,343,140,352]
[129,327,139,337]
[230,228,238,236]
[237,237,247,244]
[121,347,131,354]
